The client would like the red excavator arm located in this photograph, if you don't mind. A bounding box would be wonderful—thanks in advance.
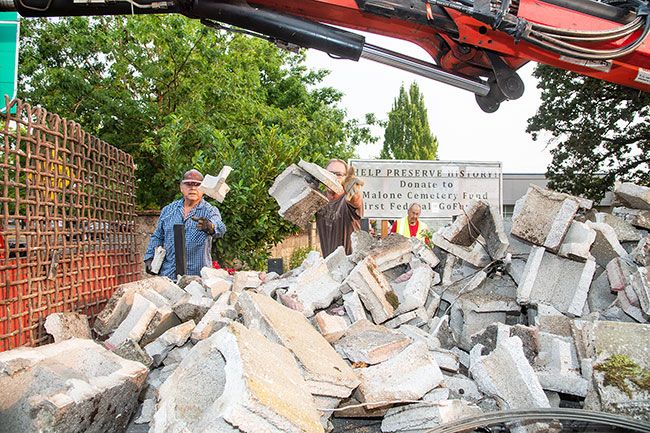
[4,0,649,111]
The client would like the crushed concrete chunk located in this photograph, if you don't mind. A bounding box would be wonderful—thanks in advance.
[558,220,596,261]
[431,232,491,267]
[594,212,642,243]
[237,291,359,398]
[629,267,650,315]
[381,400,482,433]
[105,293,158,349]
[343,291,369,323]
[325,246,355,283]
[344,257,397,324]
[535,332,590,397]
[191,301,237,343]
[517,246,596,316]
[511,185,583,253]
[152,322,324,433]
[284,258,341,317]
[355,341,443,409]
[0,338,147,433]
[612,207,650,230]
[443,374,483,402]
[335,319,411,365]
[614,182,650,211]
[112,338,153,368]
[314,311,349,343]
[144,320,196,367]
[172,293,213,322]
[198,165,232,202]
[367,234,413,272]
[269,164,329,227]
[469,336,550,410]
[44,312,92,342]
[298,159,344,195]
[394,266,433,314]
[232,270,262,292]
[134,398,156,425]
[586,221,629,268]
[410,237,440,269]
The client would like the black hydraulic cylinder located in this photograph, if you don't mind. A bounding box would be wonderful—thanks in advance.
[540,0,635,24]
[173,223,186,277]
[187,1,366,61]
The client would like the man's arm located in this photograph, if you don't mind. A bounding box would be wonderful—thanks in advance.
[342,167,364,217]
[206,205,227,238]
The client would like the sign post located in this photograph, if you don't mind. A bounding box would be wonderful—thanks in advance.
[0,12,20,114]
[350,159,503,225]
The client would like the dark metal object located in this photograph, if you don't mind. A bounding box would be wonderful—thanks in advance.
[173,224,186,277]
[538,0,635,24]
[187,1,366,61]
[267,258,283,275]
[361,218,370,232]
[10,0,177,16]
[427,408,650,433]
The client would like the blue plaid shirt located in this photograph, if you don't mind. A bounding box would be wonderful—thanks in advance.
[144,198,226,279]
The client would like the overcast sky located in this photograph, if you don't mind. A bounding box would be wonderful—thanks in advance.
[305,32,553,174]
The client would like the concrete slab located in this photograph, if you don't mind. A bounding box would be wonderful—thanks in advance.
[105,293,158,349]
[594,212,642,243]
[517,246,596,316]
[0,338,148,433]
[381,400,482,433]
[612,207,650,230]
[237,291,359,398]
[152,322,324,433]
[314,311,349,343]
[344,257,397,324]
[587,221,629,268]
[558,220,596,261]
[44,312,92,342]
[355,341,443,409]
[285,258,341,317]
[335,319,411,365]
[144,320,196,367]
[298,159,344,195]
[269,164,329,227]
[198,165,232,202]
[614,182,650,211]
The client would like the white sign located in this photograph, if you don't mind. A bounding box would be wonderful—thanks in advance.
[350,159,502,219]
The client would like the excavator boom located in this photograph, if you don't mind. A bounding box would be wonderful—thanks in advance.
[3,0,649,111]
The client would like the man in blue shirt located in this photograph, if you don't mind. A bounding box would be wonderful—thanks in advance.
[144,169,226,279]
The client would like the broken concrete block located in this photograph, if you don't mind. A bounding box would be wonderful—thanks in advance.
[183,280,208,298]
[44,312,91,342]
[334,319,411,365]
[606,257,636,292]
[198,165,232,202]
[0,338,148,433]
[422,387,451,402]
[237,291,359,398]
[615,182,650,211]
[393,265,433,314]
[344,257,397,324]
[163,343,194,366]
[438,270,488,304]
[517,246,596,317]
[630,235,649,267]
[511,185,583,253]
[443,374,483,402]
[617,290,647,322]
[381,400,482,433]
[172,293,213,322]
[94,276,183,336]
[269,163,329,227]
[383,306,428,329]
[152,322,324,433]
[112,338,153,368]
[138,288,181,347]
[588,270,616,314]
[144,320,196,367]
[397,324,440,351]
[232,270,262,292]
[355,341,443,408]
[410,237,440,269]
[200,266,230,280]
[586,221,629,268]
[298,159,344,195]
[325,246,355,283]
[630,267,650,315]
[558,220,596,261]
[105,293,158,349]
[469,336,550,409]
[594,212,642,243]
[431,232,491,267]
[204,277,232,299]
[314,311,349,343]
[350,230,378,263]
[134,398,156,425]
[367,234,413,272]
[534,332,590,397]
[284,258,341,317]
[190,301,237,343]
[342,291,368,323]
[471,324,539,365]
[612,206,650,230]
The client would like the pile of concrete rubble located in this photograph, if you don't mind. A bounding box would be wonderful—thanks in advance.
[1,182,649,433]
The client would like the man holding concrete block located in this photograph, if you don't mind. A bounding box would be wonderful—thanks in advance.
[144,169,226,279]
[316,159,364,257]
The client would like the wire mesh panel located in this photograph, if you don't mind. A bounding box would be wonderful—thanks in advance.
[0,98,140,351]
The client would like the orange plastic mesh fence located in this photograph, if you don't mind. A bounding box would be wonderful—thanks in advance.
[0,98,140,351]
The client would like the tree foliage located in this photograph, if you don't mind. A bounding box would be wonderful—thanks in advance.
[380,82,438,160]
[527,65,649,200]
[18,15,374,268]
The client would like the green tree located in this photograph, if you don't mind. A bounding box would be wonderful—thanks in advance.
[527,65,650,201]
[380,82,438,160]
[18,15,374,268]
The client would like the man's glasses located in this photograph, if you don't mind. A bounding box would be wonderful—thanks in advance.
[182,181,202,187]
[329,171,346,178]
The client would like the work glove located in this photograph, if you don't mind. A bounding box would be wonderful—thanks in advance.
[192,216,215,235]
[342,167,364,201]
[144,258,156,275]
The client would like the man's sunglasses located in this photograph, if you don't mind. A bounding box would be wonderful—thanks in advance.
[182,180,202,187]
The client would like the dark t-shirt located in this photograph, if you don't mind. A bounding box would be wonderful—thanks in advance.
[316,195,363,257]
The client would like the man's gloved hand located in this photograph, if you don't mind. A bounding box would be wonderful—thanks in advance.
[342,167,364,201]
[192,216,215,235]
[144,258,156,275]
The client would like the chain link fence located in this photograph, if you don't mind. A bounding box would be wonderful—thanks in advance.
[0,98,140,351]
